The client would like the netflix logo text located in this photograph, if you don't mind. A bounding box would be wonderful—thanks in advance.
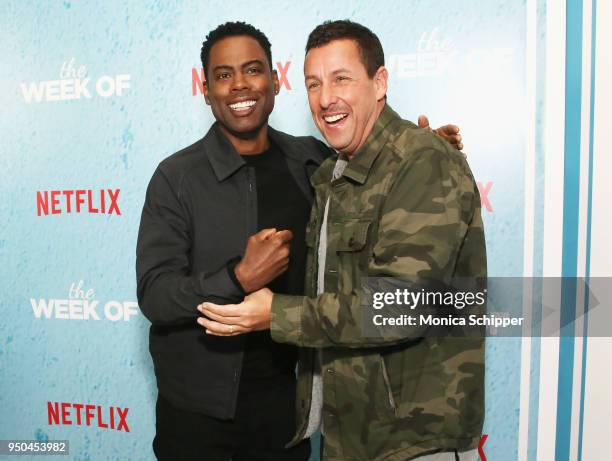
[47,401,130,432]
[477,181,493,213]
[36,189,121,216]
[192,60,293,95]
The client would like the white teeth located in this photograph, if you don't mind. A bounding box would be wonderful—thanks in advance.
[229,100,256,110]
[324,113,348,123]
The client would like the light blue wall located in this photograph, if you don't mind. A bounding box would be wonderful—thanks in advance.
[0,1,550,460]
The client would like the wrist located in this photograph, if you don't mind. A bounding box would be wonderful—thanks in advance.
[227,258,247,294]
[234,261,251,293]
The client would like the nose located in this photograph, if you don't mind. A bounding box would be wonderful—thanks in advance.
[231,72,249,92]
[318,82,336,109]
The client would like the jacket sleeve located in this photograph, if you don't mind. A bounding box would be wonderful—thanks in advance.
[270,148,479,348]
[136,166,244,325]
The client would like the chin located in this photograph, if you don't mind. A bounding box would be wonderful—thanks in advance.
[320,130,352,152]
[325,138,350,152]
[231,119,262,133]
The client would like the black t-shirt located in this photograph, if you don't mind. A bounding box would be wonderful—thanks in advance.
[239,140,311,393]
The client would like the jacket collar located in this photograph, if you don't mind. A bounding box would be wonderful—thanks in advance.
[342,103,400,184]
[267,125,323,165]
[202,123,245,182]
[203,122,322,182]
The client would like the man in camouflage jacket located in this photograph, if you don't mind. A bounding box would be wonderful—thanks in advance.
[267,101,486,460]
[199,20,486,461]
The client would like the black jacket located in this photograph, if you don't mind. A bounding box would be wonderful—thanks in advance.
[136,123,331,419]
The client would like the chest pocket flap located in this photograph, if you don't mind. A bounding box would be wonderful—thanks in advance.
[336,220,371,252]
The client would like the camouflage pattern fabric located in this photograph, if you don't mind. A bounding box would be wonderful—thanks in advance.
[270,104,486,461]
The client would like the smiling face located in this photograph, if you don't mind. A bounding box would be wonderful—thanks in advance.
[304,39,387,157]
[203,35,279,141]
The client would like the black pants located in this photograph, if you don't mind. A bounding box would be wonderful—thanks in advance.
[153,383,310,461]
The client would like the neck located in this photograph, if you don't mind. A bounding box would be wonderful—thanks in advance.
[345,100,386,159]
[218,123,270,155]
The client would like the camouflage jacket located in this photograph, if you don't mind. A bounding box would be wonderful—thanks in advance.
[270,105,486,461]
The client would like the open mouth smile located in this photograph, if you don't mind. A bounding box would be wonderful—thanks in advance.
[229,100,257,112]
[323,113,348,124]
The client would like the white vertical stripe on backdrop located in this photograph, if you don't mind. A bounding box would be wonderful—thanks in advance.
[580,0,612,458]
[537,0,566,460]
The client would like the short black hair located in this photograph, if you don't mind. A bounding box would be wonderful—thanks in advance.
[306,20,384,78]
[200,22,273,79]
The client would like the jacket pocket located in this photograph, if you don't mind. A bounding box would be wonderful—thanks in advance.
[379,340,448,430]
[330,219,371,292]
[379,353,398,413]
[335,220,370,252]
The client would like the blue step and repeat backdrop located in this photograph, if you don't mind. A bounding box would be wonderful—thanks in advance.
[2,1,610,460]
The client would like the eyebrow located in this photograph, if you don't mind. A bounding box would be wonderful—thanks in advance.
[241,59,265,69]
[211,64,233,73]
[304,68,352,80]
[211,60,265,74]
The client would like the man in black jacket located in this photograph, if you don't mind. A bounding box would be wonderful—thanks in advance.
[136,21,462,461]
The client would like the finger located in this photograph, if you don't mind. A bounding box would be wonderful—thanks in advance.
[437,124,460,135]
[444,135,462,147]
[446,135,460,146]
[198,302,232,313]
[198,302,239,317]
[273,259,290,273]
[205,330,246,337]
[198,316,243,335]
[278,263,289,275]
[268,263,289,282]
[197,317,244,335]
[278,245,290,259]
[446,134,462,144]
[201,308,242,325]
[272,257,290,276]
[257,228,277,241]
[449,140,463,151]
[197,316,225,333]
[417,115,430,129]
[274,229,293,243]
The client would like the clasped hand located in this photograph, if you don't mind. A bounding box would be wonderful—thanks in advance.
[196,227,288,336]
[197,287,273,336]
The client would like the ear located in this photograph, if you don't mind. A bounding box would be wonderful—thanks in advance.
[272,69,280,95]
[203,79,211,105]
[373,66,388,101]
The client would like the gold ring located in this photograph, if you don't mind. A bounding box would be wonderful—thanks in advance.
[229,325,234,334]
